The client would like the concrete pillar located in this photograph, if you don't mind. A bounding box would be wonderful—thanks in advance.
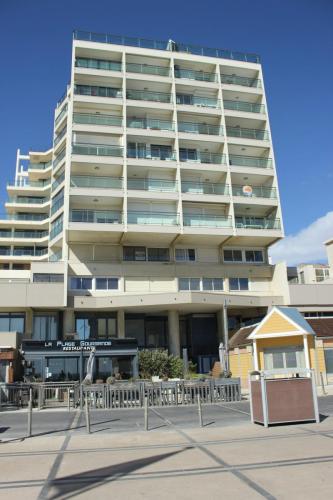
[168,310,180,357]
[63,309,75,336]
[216,309,224,343]
[117,310,125,338]
[25,309,33,338]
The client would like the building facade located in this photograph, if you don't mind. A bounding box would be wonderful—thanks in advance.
[0,31,285,381]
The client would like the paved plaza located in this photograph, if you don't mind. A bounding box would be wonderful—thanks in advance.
[1,397,333,499]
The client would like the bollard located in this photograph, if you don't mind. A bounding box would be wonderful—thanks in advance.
[197,393,203,428]
[67,388,71,412]
[144,396,148,431]
[85,394,91,434]
[27,387,33,438]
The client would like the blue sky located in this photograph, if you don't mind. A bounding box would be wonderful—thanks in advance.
[0,0,332,263]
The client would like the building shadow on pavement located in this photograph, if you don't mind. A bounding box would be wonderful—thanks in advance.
[47,448,187,499]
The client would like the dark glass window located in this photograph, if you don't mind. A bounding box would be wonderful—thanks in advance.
[75,314,117,339]
[147,248,169,262]
[95,278,119,290]
[33,274,64,283]
[123,246,146,261]
[33,314,58,340]
[70,277,92,290]
[0,313,25,333]
[224,249,242,262]
[245,250,264,263]
[229,278,249,291]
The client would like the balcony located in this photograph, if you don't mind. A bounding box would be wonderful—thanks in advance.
[224,100,265,114]
[72,143,123,157]
[12,248,48,257]
[126,89,172,104]
[53,148,66,168]
[8,197,47,205]
[176,94,220,109]
[127,146,176,161]
[54,127,67,147]
[13,230,48,239]
[220,74,261,88]
[126,62,170,77]
[70,175,123,189]
[73,113,122,127]
[55,104,67,126]
[0,213,48,221]
[235,216,281,230]
[127,178,177,192]
[229,155,273,169]
[74,85,122,99]
[232,185,277,199]
[29,161,52,170]
[183,214,232,228]
[226,127,270,141]
[75,57,122,72]
[181,181,229,195]
[8,180,51,188]
[127,211,179,226]
[127,117,174,131]
[70,209,123,224]
[178,122,223,136]
[52,171,65,192]
[174,68,217,82]
[179,150,226,165]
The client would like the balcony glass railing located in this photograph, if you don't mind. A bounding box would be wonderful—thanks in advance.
[74,85,122,99]
[127,211,179,225]
[75,57,122,71]
[181,181,229,195]
[70,176,123,189]
[127,147,176,161]
[29,160,52,170]
[73,31,260,64]
[73,113,122,127]
[13,231,48,239]
[174,68,217,82]
[8,180,51,189]
[220,74,262,88]
[54,127,67,147]
[52,171,65,191]
[0,213,48,221]
[127,117,174,131]
[13,248,48,257]
[176,95,220,108]
[223,100,265,114]
[126,62,170,77]
[179,150,226,164]
[53,148,66,168]
[9,197,47,204]
[228,155,272,169]
[183,214,232,228]
[50,219,63,240]
[178,122,223,135]
[226,127,270,141]
[72,143,123,157]
[232,185,277,199]
[126,89,172,103]
[51,197,64,216]
[0,248,10,255]
[55,104,67,126]
[70,209,123,224]
[127,178,177,192]
[235,216,281,230]
[0,231,12,238]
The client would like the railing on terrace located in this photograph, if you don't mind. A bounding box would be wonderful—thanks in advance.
[183,214,232,228]
[126,62,171,76]
[70,209,123,224]
[176,94,220,108]
[70,175,123,189]
[52,171,65,192]
[12,248,48,257]
[178,122,223,135]
[73,113,123,127]
[127,211,179,225]
[235,216,281,230]
[126,89,172,103]
[223,100,265,114]
[0,213,49,221]
[54,127,67,147]
[179,151,226,164]
[127,147,176,161]
[232,185,277,199]
[220,74,262,88]
[0,231,12,238]
[73,30,260,64]
[13,231,48,239]
[72,143,123,157]
[8,197,47,205]
[51,197,64,216]
[127,178,177,192]
[53,148,66,168]
[74,85,123,98]
[0,248,10,255]
[55,104,67,126]
[181,181,229,195]
[228,154,272,169]
[29,161,52,170]
[226,126,270,141]
[50,221,63,240]
[127,117,174,131]
[174,68,217,82]
[75,57,122,71]
[8,180,51,188]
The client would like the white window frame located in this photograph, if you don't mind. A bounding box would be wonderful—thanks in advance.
[178,277,224,292]
[263,346,305,371]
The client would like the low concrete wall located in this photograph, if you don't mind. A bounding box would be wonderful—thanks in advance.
[289,284,333,306]
[0,283,65,308]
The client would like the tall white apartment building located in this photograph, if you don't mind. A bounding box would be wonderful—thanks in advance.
[0,31,286,382]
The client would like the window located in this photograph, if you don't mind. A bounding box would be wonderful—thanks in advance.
[0,313,25,333]
[123,246,170,262]
[75,314,117,339]
[315,268,330,282]
[123,246,146,261]
[33,314,58,341]
[179,278,200,291]
[95,278,119,290]
[264,347,305,370]
[179,148,198,161]
[70,277,92,290]
[299,271,305,284]
[245,250,264,263]
[202,278,223,291]
[224,249,242,262]
[147,248,169,262]
[33,274,64,283]
[229,278,249,291]
[175,248,196,261]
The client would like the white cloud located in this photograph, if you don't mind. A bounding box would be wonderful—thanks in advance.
[269,211,333,266]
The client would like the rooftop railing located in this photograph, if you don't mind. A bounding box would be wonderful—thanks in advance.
[73,30,260,64]
[127,117,174,131]
[75,57,122,71]
[174,68,217,82]
[127,178,177,192]
[126,89,172,103]
[74,85,122,98]
[72,143,123,157]
[70,209,123,224]
[224,100,265,114]
[73,113,123,127]
[228,155,273,169]
[181,181,229,195]
[226,126,270,141]
[220,74,262,88]
[179,151,226,164]
[126,62,171,77]
[232,185,277,198]
[127,147,176,161]
[183,213,232,228]
[235,216,281,230]
[176,94,220,108]
[70,175,123,189]
[127,211,179,225]
[178,121,223,135]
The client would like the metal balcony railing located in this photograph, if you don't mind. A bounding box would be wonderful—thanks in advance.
[183,214,232,228]
[235,216,281,230]
[178,121,223,135]
[176,94,220,108]
[75,57,122,71]
[220,74,262,88]
[126,89,172,103]
[74,85,123,98]
[127,211,179,225]
[226,127,270,141]
[127,117,174,131]
[126,62,171,77]
[72,143,123,157]
[127,147,176,161]
[223,100,265,114]
[127,178,177,192]
[232,185,277,199]
[70,176,123,189]
[228,155,273,169]
[70,209,123,224]
[174,68,217,82]
[73,113,123,127]
[179,151,226,164]
[181,181,229,195]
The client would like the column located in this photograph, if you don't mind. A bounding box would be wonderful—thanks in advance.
[25,309,33,338]
[168,310,180,357]
[63,309,75,336]
[117,310,125,338]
